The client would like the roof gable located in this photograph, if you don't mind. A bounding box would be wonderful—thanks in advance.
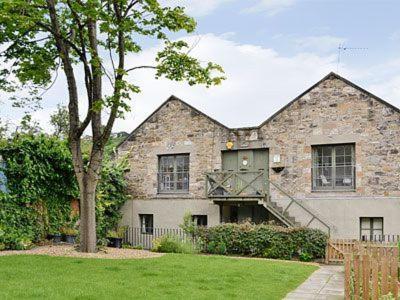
[118,72,400,148]
[117,95,229,148]
[258,72,400,128]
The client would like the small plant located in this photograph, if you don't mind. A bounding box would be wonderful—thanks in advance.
[299,252,313,262]
[107,226,127,248]
[180,212,197,235]
[107,226,127,239]
[152,234,198,254]
[61,227,78,236]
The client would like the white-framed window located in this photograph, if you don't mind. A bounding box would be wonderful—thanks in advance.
[192,215,208,227]
[312,144,355,191]
[139,214,153,234]
[158,154,189,193]
[360,217,383,241]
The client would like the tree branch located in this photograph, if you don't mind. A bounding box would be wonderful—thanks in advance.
[125,65,156,72]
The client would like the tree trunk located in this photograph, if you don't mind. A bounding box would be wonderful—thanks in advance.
[79,172,98,253]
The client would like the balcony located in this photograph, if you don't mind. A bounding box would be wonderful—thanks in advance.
[205,170,267,199]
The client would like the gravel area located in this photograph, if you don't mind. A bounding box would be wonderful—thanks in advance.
[0,244,164,259]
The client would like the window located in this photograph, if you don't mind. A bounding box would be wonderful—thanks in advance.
[360,217,383,241]
[139,214,153,234]
[192,215,208,227]
[158,154,189,193]
[312,144,355,190]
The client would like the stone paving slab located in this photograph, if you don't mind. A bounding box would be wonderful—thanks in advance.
[284,265,344,300]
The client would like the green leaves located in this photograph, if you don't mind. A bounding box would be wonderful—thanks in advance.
[0,0,225,120]
[156,40,226,87]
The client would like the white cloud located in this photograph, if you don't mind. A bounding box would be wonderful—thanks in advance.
[113,33,340,131]
[3,33,400,135]
[295,35,346,53]
[243,0,296,15]
[168,0,233,17]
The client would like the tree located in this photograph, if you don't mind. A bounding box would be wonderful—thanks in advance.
[0,0,225,252]
[50,104,69,138]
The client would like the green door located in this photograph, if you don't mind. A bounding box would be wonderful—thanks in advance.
[221,149,268,196]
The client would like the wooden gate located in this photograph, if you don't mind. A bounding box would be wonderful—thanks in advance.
[325,239,359,264]
[325,239,399,264]
[344,246,399,299]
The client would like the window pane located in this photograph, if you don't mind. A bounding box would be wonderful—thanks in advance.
[360,218,370,229]
[373,218,383,229]
[336,146,344,156]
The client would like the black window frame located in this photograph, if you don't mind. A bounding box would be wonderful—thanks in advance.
[360,217,384,241]
[139,214,153,235]
[157,154,190,193]
[312,143,356,191]
[192,215,208,227]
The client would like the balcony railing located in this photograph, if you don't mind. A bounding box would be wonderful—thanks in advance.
[205,171,266,198]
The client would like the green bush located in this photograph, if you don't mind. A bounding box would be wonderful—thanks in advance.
[151,235,199,254]
[299,252,313,262]
[196,222,328,260]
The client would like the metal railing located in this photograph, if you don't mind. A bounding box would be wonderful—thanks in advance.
[205,170,266,198]
[123,227,192,250]
[268,179,331,236]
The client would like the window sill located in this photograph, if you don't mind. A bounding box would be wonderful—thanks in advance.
[155,193,194,199]
[311,189,356,193]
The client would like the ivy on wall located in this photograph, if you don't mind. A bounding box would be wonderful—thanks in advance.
[0,134,130,249]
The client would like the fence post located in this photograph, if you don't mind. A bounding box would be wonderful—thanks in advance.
[344,253,351,300]
[390,247,399,298]
[362,254,370,300]
[381,256,389,296]
[353,254,360,298]
[371,257,379,300]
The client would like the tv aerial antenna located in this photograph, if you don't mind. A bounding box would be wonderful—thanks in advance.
[337,44,368,73]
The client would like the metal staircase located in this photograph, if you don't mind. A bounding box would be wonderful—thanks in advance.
[261,180,331,235]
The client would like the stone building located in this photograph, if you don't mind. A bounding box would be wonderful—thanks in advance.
[117,72,400,239]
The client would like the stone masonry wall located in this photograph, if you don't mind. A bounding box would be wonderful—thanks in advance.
[118,99,229,199]
[258,76,400,199]
[119,75,400,202]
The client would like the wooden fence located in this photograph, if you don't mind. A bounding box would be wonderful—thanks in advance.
[326,239,400,264]
[344,246,399,299]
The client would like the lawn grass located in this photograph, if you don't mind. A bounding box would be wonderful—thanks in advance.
[0,254,317,299]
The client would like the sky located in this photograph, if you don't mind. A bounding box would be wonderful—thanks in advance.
[1,0,400,132]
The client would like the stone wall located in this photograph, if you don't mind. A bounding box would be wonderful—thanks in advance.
[119,75,400,201]
[118,98,229,199]
[256,76,400,199]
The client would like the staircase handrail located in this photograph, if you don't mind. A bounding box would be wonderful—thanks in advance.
[268,179,331,236]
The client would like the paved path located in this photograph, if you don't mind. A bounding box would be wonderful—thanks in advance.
[284,265,344,300]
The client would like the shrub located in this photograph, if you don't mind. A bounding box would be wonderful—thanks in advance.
[299,252,313,262]
[197,222,328,261]
[207,241,227,255]
[152,235,199,254]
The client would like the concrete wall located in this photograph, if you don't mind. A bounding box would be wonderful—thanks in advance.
[302,197,400,238]
[120,198,220,228]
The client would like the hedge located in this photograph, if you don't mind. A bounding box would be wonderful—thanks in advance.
[195,222,328,260]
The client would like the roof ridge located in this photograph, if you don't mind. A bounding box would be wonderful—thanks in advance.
[117,72,400,149]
